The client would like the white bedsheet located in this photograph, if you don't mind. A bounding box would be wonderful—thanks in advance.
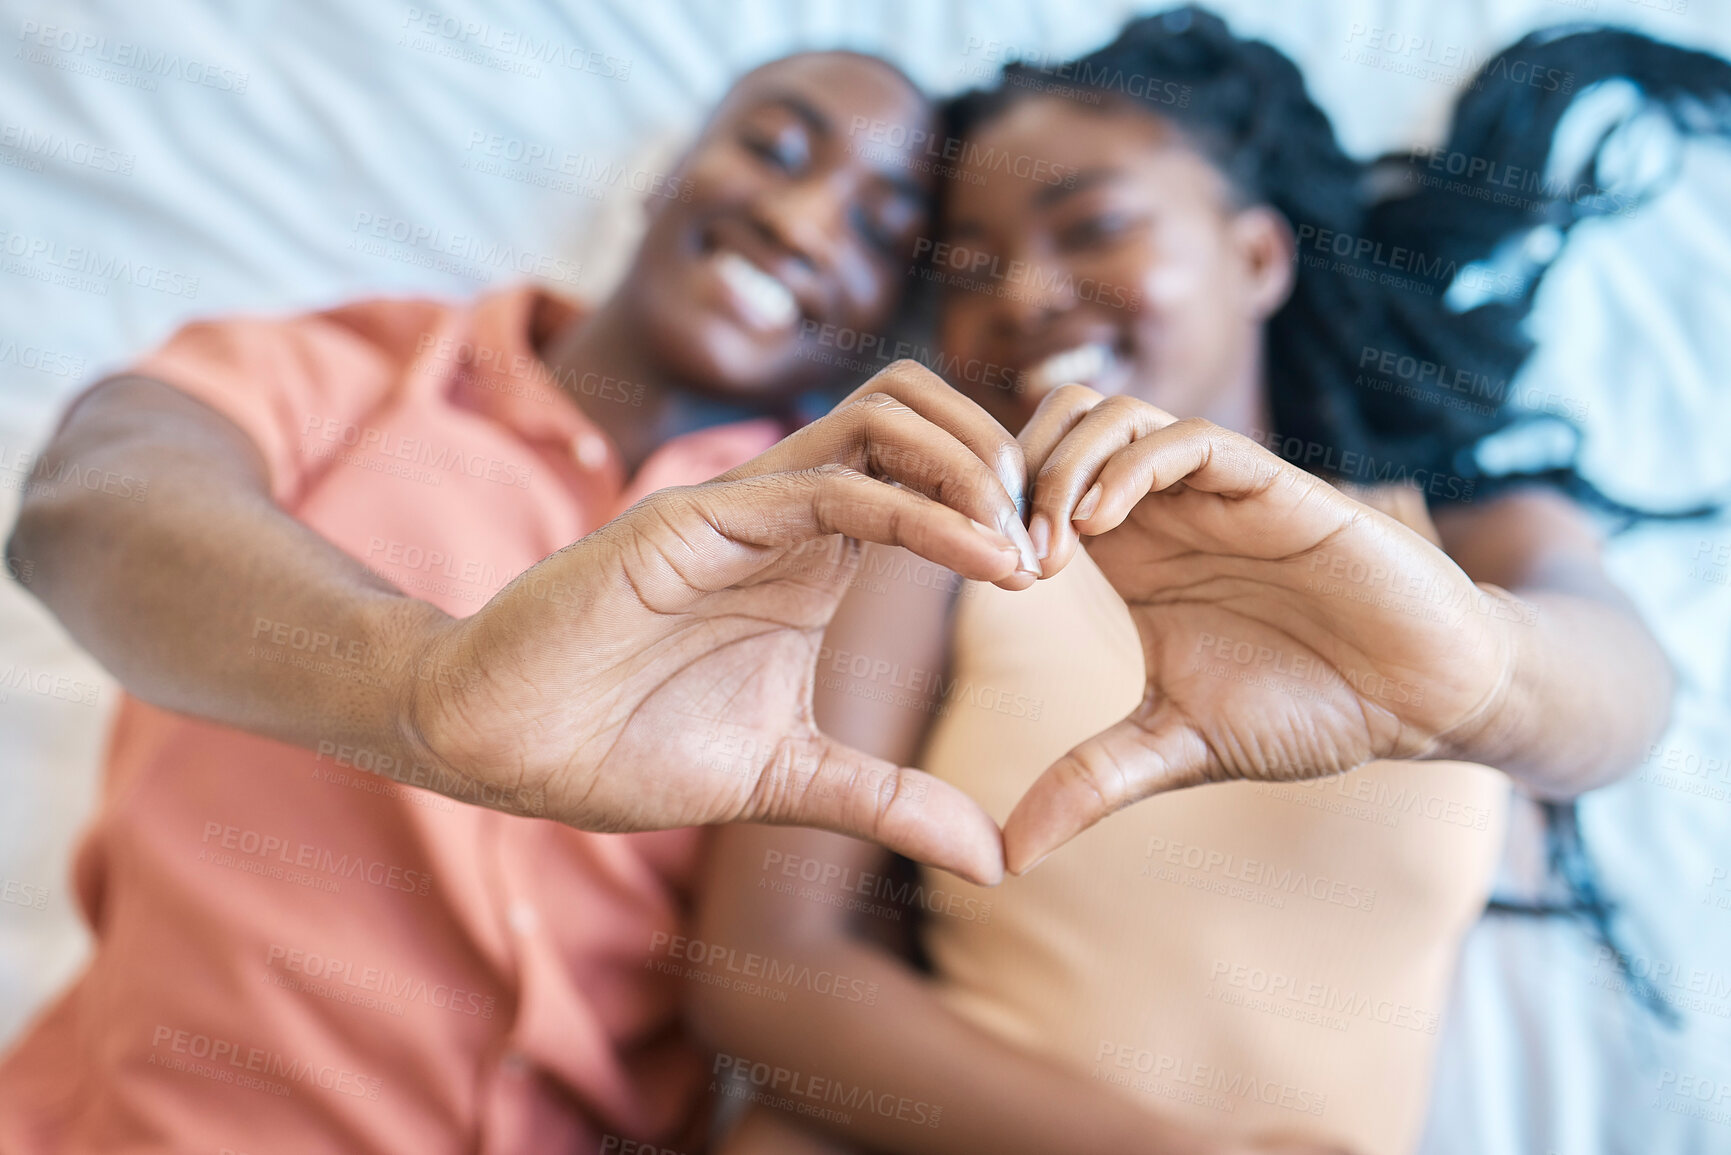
[1,2,1727,1151]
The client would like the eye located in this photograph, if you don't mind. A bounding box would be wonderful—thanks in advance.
[851,193,922,257]
[741,122,810,174]
[1057,210,1144,252]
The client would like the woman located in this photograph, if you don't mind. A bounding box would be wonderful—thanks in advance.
[691,11,1680,1155]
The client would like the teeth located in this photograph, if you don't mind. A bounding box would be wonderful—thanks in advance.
[715,251,798,330]
[1022,342,1112,395]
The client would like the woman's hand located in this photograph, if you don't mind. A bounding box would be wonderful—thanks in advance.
[1001,385,1525,873]
[402,362,1040,885]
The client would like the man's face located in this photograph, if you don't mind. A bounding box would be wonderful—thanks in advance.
[617,52,936,400]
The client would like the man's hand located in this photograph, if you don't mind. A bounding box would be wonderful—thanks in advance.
[400,362,1041,885]
[1002,385,1522,873]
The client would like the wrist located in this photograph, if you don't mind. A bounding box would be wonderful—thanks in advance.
[377,596,466,785]
[1433,582,1535,768]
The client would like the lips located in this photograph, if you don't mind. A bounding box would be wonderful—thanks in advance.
[1019,341,1117,396]
[713,250,800,333]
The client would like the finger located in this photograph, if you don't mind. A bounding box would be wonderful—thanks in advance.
[1026,396,1178,577]
[1001,711,1211,875]
[1015,382,1105,473]
[749,731,1005,887]
[635,468,1023,604]
[840,360,1031,523]
[724,386,1040,584]
[1073,418,1310,539]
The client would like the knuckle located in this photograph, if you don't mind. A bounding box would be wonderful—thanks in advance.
[879,358,935,387]
[850,390,908,419]
[807,461,865,485]
[1050,382,1103,408]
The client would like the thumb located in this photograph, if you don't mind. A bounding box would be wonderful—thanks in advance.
[755,731,1005,886]
[1001,711,1211,875]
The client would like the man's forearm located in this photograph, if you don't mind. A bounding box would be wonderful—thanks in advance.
[7,377,451,776]
[1443,583,1674,798]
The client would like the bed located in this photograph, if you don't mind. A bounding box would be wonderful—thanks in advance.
[1,2,1727,1151]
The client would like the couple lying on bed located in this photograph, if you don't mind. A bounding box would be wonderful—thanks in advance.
[1,5,1698,1154]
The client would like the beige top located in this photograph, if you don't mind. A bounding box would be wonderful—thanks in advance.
[918,551,1508,1155]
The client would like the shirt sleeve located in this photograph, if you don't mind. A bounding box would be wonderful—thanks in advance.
[125,298,449,507]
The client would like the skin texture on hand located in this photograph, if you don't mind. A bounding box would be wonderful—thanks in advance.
[402,362,1041,885]
[1002,384,1523,874]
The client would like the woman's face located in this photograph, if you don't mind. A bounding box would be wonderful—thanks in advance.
[938,95,1294,432]
[618,52,935,399]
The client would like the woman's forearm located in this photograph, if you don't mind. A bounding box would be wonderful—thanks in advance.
[7,377,449,770]
[686,926,1207,1155]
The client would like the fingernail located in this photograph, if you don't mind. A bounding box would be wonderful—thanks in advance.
[1028,513,1051,561]
[971,519,1015,551]
[1017,852,1051,875]
[999,511,1043,578]
[1074,483,1103,522]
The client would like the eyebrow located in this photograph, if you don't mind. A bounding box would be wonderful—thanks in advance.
[1033,167,1121,209]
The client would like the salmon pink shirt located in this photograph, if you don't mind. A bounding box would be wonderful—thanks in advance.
[0,287,784,1154]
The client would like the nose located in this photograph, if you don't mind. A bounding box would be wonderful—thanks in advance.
[989,244,1077,339]
[752,175,845,275]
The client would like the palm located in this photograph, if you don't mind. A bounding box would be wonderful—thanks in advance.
[1087,479,1503,786]
[1003,401,1520,871]
[403,363,1039,884]
[546,547,859,831]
